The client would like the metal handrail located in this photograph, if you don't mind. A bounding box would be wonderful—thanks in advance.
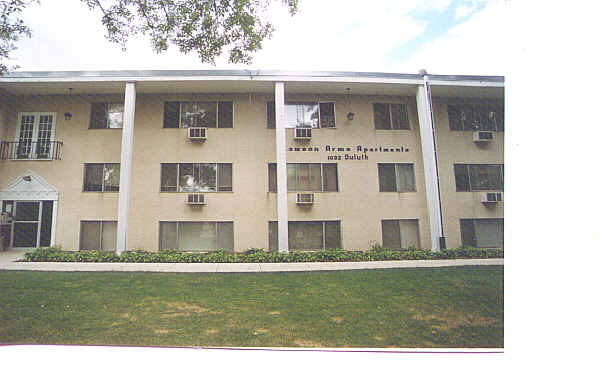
[0,140,63,160]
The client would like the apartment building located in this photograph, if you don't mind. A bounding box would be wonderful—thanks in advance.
[0,70,504,253]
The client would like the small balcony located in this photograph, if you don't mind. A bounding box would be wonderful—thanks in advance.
[0,141,63,161]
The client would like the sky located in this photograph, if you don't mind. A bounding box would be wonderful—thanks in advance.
[9,0,506,75]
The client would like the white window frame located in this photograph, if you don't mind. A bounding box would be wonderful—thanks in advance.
[14,112,57,160]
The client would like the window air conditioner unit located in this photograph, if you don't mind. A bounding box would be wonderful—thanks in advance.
[294,127,312,140]
[296,193,314,205]
[481,192,502,203]
[187,193,206,205]
[188,127,207,141]
[473,130,494,142]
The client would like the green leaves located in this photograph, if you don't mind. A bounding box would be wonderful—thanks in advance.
[23,246,504,263]
[0,0,39,74]
[82,0,298,64]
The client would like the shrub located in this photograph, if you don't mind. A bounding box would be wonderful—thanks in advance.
[22,246,503,263]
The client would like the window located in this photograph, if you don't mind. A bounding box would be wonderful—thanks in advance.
[381,219,420,249]
[90,103,124,129]
[447,102,504,131]
[454,164,504,191]
[460,218,504,248]
[161,163,232,192]
[84,163,120,192]
[268,163,338,192]
[159,221,234,251]
[373,103,409,129]
[378,163,416,192]
[267,102,336,128]
[268,221,341,251]
[15,112,56,159]
[163,101,233,128]
[80,221,117,250]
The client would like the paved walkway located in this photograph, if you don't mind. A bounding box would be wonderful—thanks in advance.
[0,250,503,272]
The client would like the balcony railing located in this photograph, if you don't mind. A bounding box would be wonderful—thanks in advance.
[0,141,63,160]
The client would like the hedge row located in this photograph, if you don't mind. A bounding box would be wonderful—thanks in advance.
[22,247,503,263]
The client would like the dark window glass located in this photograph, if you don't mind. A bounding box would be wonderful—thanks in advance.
[216,222,234,250]
[460,219,476,247]
[267,101,276,128]
[319,102,336,128]
[268,163,277,192]
[373,103,391,129]
[218,101,234,128]
[84,164,104,191]
[268,221,278,252]
[89,103,107,129]
[40,201,53,247]
[103,164,120,191]
[217,163,233,191]
[322,164,338,192]
[454,164,470,191]
[324,221,341,249]
[161,164,178,192]
[382,220,401,250]
[447,105,462,130]
[391,103,409,129]
[13,223,37,247]
[378,164,397,192]
[181,102,217,128]
[163,102,181,128]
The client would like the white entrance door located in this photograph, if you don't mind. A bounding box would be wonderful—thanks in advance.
[15,113,56,159]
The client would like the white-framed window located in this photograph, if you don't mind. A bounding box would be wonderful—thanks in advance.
[381,219,420,249]
[83,163,120,192]
[89,103,124,129]
[159,221,234,251]
[80,220,117,250]
[268,163,338,192]
[460,218,504,248]
[161,163,232,192]
[373,103,409,130]
[454,164,504,191]
[267,101,336,128]
[447,102,504,131]
[378,163,416,192]
[268,221,341,251]
[14,112,57,159]
[163,101,233,128]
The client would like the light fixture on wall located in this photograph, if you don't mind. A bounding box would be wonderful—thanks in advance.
[345,88,354,122]
[64,112,72,121]
[22,175,32,182]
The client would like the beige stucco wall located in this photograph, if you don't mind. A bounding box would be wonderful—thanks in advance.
[0,90,502,251]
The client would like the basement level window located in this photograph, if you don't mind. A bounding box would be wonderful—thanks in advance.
[269,221,341,251]
[381,219,420,249]
[460,218,504,248]
[159,221,234,251]
[80,221,117,250]
[163,101,233,128]
[89,103,124,129]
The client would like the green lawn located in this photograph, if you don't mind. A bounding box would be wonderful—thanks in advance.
[0,266,503,348]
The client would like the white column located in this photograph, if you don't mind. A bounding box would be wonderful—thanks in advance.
[116,82,136,254]
[275,82,289,253]
[416,76,444,250]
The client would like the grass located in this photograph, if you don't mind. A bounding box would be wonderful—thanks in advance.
[0,266,503,348]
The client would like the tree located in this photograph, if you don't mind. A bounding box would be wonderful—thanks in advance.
[1,0,298,75]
